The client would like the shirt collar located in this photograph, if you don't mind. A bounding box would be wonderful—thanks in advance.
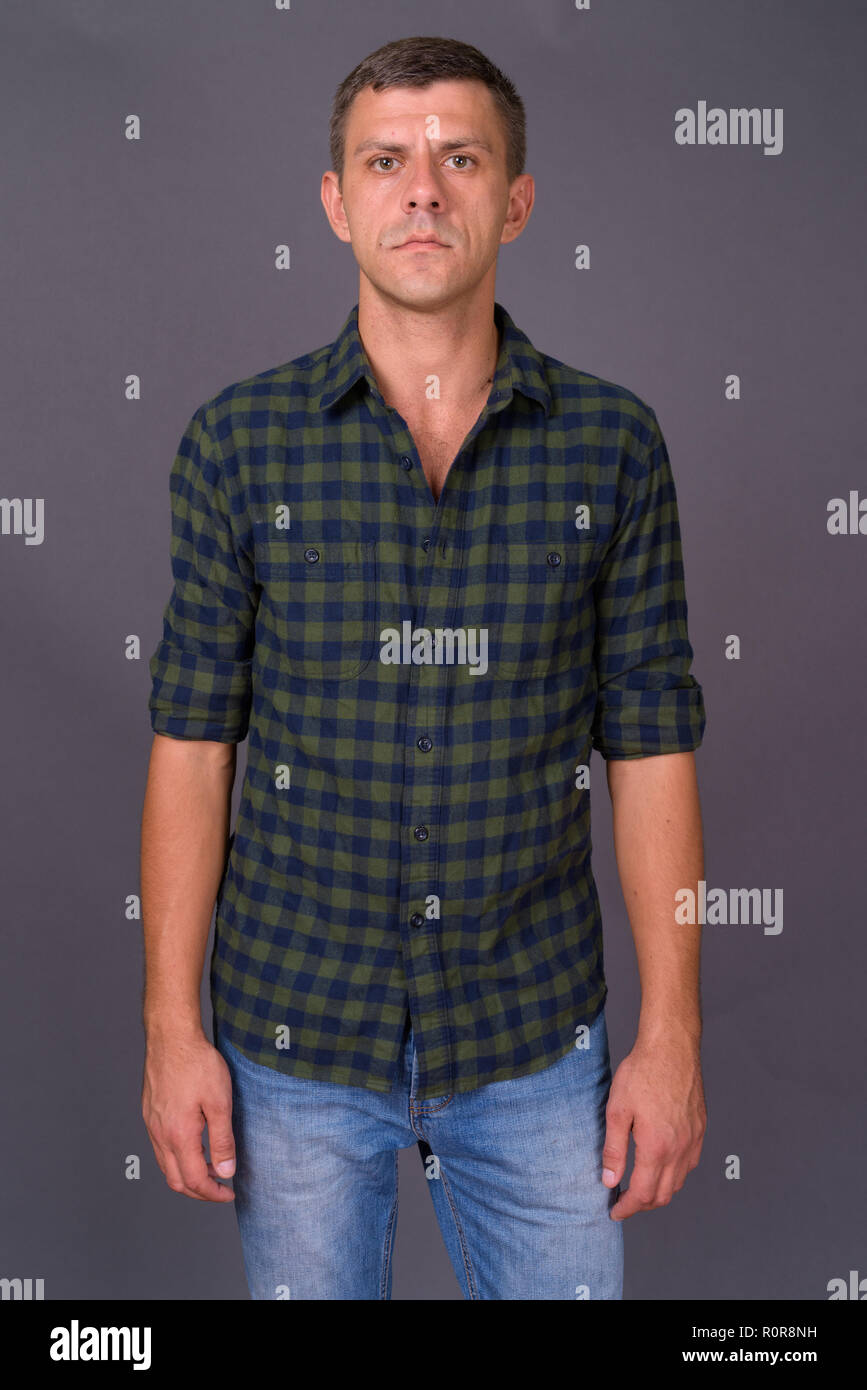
[316,300,552,417]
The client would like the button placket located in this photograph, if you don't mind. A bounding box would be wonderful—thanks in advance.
[393,428,472,1100]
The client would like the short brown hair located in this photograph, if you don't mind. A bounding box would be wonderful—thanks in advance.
[329,35,526,187]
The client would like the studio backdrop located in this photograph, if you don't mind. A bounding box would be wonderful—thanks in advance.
[1,0,864,1300]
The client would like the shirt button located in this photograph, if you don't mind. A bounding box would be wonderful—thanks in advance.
[410,912,425,928]
[546,551,562,567]
[417,736,433,752]
[304,547,320,564]
[400,456,413,470]
[413,825,429,841]
[422,537,431,552]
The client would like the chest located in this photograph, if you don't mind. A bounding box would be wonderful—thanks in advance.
[399,399,490,504]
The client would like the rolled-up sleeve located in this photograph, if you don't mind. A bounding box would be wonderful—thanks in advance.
[590,408,706,760]
[148,403,256,742]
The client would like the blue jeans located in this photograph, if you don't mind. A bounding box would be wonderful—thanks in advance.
[215,1007,623,1300]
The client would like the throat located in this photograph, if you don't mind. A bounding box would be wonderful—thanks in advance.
[387,368,498,507]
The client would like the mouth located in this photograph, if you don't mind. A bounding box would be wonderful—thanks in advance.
[396,239,448,250]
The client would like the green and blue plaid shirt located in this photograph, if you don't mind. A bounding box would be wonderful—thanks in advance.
[148,300,706,1100]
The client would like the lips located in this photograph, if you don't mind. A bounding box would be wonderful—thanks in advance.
[397,237,447,248]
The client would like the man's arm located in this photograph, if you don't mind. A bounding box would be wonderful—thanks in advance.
[601,749,707,1220]
[142,399,257,1203]
[140,732,238,1203]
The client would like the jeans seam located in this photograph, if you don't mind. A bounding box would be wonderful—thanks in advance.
[413,1115,479,1300]
[410,1092,454,1115]
[437,1168,479,1300]
[379,1150,399,1299]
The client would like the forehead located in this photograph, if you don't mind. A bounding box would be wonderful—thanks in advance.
[346,78,501,138]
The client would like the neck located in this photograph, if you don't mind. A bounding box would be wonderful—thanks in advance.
[357,283,501,413]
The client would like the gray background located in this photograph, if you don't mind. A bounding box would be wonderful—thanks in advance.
[1,0,864,1300]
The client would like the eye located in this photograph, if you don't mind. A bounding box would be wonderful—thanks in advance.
[368,152,477,173]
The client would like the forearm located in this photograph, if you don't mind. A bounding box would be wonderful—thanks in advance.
[140,732,237,1041]
[606,750,704,1047]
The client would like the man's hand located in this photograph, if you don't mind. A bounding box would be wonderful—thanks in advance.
[602,1031,706,1220]
[142,1031,237,1203]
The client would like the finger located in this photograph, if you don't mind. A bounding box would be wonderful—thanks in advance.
[147,1127,208,1201]
[161,1149,210,1202]
[650,1160,681,1209]
[609,1156,662,1221]
[173,1132,235,1203]
[687,1132,706,1171]
[602,1101,633,1187]
[205,1159,236,1194]
[671,1156,693,1192]
[204,1094,236,1179]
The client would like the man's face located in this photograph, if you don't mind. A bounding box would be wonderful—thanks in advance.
[322,78,533,309]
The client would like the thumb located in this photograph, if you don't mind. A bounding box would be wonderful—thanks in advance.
[205,1107,236,1178]
[602,1103,631,1186]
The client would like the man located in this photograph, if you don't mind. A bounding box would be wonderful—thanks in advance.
[141,35,707,1301]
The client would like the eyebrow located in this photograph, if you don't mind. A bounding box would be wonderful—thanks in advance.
[352,136,494,158]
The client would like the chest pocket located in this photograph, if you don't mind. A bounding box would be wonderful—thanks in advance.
[256,539,376,682]
[493,539,598,679]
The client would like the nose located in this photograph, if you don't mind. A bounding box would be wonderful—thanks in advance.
[400,147,446,214]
